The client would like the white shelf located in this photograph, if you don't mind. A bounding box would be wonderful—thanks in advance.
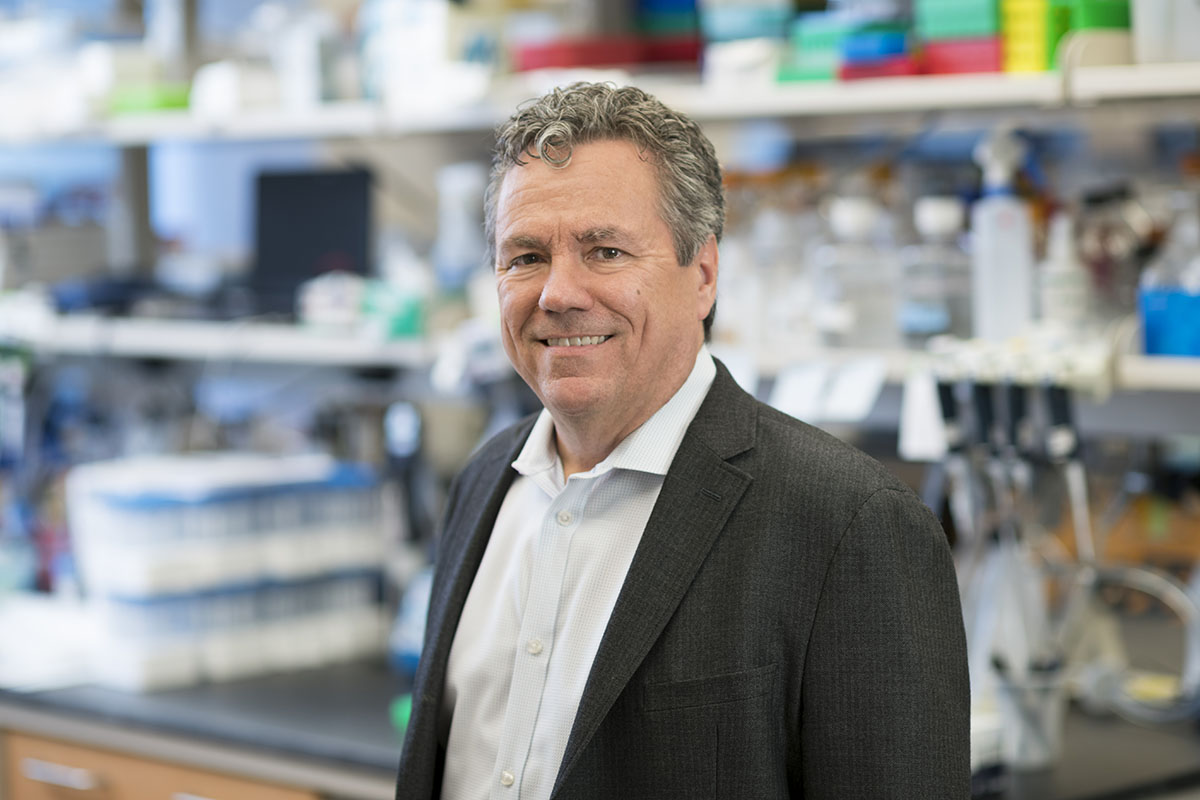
[653,71,1064,120]
[1115,354,1200,393]
[0,315,433,368]
[102,102,385,144]
[4,314,1199,391]
[1,62,1197,145]
[1069,61,1200,104]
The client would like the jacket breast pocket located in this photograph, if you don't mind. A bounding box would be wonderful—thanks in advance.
[642,663,776,712]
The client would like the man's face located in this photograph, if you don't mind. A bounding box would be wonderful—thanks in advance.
[493,139,717,437]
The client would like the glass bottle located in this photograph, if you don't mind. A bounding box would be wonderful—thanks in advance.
[898,196,972,347]
[810,196,901,349]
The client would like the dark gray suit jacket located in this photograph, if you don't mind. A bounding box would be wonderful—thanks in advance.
[395,361,970,799]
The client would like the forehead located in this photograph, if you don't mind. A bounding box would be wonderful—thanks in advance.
[495,140,662,227]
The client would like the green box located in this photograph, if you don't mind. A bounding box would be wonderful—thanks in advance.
[1071,0,1130,28]
[778,48,839,82]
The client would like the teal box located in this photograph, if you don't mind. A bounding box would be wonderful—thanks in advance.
[915,0,1000,39]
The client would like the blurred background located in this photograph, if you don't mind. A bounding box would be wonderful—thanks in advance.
[1,0,1200,797]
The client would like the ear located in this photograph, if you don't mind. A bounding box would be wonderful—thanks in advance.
[693,234,719,323]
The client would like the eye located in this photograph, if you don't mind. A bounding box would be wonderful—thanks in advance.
[503,253,542,272]
[596,247,624,260]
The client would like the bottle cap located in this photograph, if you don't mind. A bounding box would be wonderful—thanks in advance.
[973,129,1026,191]
[829,196,880,240]
[914,196,964,238]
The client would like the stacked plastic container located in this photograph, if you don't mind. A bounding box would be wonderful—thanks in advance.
[1071,0,1130,30]
[1001,0,1071,71]
[916,0,1004,73]
[780,12,859,82]
[838,22,919,79]
[66,452,387,690]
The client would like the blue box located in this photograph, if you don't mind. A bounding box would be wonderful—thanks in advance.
[1140,287,1200,356]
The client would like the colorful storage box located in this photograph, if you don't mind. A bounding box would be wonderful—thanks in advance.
[1072,0,1131,28]
[1002,0,1072,70]
[923,36,1005,73]
[916,0,1001,39]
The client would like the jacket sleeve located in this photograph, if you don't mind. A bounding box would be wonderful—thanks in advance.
[799,487,971,799]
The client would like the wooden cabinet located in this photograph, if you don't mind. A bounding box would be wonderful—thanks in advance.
[4,733,319,800]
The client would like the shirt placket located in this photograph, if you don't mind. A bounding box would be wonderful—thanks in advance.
[490,477,588,798]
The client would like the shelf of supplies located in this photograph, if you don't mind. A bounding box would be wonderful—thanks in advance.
[0,71,1073,147]
[9,63,1200,145]
[1069,61,1200,104]
[5,314,1200,392]
[0,315,433,368]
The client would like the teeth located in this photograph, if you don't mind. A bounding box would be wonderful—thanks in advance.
[547,335,609,347]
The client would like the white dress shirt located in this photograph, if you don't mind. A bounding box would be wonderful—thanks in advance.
[439,347,717,800]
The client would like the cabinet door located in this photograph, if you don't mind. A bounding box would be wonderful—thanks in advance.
[5,732,319,800]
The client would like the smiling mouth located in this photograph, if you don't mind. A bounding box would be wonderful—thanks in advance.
[543,335,611,347]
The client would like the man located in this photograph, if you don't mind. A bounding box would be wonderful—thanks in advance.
[396,82,969,799]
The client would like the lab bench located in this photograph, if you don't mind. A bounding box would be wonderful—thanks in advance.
[0,661,407,800]
[2,659,1200,799]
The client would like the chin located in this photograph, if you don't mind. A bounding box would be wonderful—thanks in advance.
[539,377,608,419]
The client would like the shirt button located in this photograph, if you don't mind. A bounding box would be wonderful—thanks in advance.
[527,638,544,656]
[556,510,572,526]
[500,770,515,787]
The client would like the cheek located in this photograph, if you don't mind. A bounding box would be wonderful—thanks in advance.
[497,284,541,356]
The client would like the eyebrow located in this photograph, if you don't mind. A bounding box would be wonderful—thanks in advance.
[575,227,630,245]
[499,228,635,253]
[498,234,550,254]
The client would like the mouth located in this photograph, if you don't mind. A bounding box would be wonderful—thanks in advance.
[542,335,611,347]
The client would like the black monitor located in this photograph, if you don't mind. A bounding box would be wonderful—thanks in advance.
[252,166,372,316]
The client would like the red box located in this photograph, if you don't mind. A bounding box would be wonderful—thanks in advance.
[512,35,700,72]
[922,37,1003,74]
[838,54,922,80]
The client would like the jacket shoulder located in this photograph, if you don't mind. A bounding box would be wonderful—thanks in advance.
[746,400,917,517]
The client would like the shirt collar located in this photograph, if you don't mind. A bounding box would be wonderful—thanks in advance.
[511,346,716,482]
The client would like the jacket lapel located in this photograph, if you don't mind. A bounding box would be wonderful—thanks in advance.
[405,417,535,796]
[552,363,758,794]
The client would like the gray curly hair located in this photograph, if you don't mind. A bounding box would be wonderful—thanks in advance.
[485,82,724,338]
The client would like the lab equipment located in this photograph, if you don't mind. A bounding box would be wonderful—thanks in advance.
[898,196,972,346]
[931,342,1200,766]
[253,167,372,316]
[431,162,487,293]
[1139,201,1200,357]
[65,452,388,690]
[1037,213,1095,335]
[810,195,901,349]
[970,130,1035,341]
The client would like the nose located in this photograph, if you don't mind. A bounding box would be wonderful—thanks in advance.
[538,259,594,314]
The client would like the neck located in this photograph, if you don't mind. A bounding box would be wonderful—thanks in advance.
[554,425,624,479]
[551,346,702,478]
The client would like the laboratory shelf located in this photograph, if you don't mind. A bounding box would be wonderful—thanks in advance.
[102,101,385,145]
[651,71,1064,121]
[0,315,434,368]
[1069,61,1200,105]
[1115,354,1200,393]
[0,71,1078,147]
[6,62,1200,146]
[756,346,915,383]
[4,313,1198,393]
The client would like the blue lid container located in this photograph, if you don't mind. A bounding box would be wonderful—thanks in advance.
[1140,287,1200,357]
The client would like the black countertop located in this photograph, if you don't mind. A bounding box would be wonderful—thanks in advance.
[1003,711,1200,799]
[0,659,410,774]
